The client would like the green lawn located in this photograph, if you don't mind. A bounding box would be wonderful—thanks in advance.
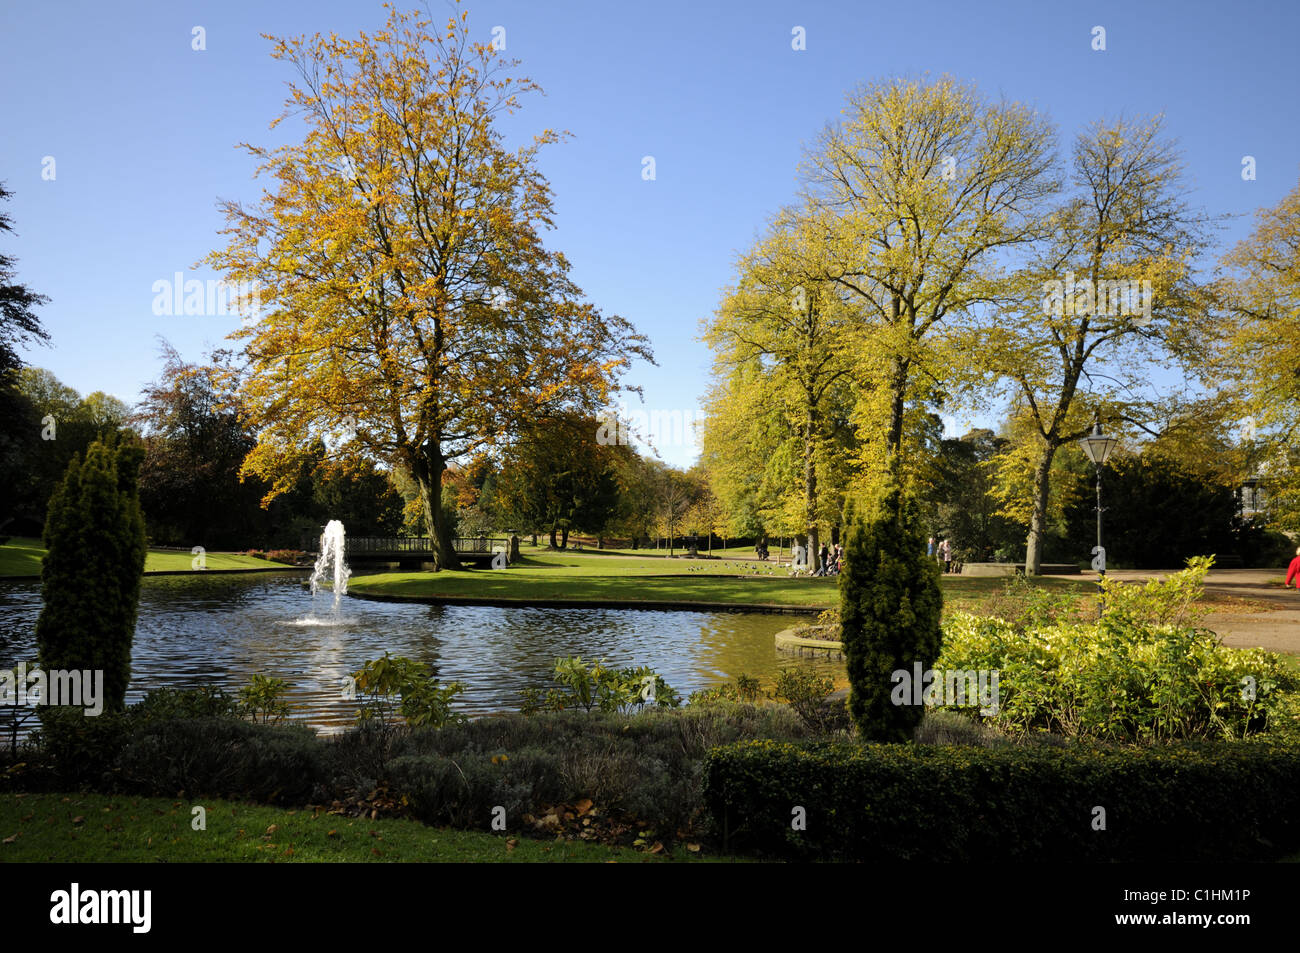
[349,551,1087,611]
[0,792,703,863]
[558,542,789,559]
[0,537,289,577]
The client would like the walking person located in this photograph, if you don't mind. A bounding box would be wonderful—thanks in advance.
[941,538,952,574]
[1287,546,1300,590]
[818,543,830,577]
[927,536,936,560]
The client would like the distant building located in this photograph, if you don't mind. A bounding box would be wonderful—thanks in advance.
[1238,474,1267,519]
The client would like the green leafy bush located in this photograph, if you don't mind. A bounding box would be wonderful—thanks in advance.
[688,674,763,706]
[128,686,242,722]
[936,559,1300,741]
[238,674,292,724]
[352,653,464,729]
[769,668,847,734]
[974,573,1082,629]
[704,738,1300,861]
[520,656,680,714]
[26,707,134,789]
[791,607,842,641]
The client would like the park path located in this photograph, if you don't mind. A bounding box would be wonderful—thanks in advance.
[552,552,1300,653]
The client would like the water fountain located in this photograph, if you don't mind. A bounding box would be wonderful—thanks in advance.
[309,519,352,611]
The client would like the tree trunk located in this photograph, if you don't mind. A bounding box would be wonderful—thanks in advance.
[560,526,569,549]
[885,355,910,463]
[804,398,820,574]
[1024,441,1058,576]
[548,525,558,549]
[412,444,457,571]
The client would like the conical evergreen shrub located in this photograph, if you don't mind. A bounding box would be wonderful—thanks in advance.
[839,484,944,742]
[35,436,147,713]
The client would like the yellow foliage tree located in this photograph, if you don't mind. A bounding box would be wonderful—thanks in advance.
[798,76,1058,473]
[205,5,649,568]
[1217,172,1300,529]
[976,116,1214,573]
[703,207,858,571]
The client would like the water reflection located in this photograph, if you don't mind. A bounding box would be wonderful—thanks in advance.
[0,573,839,732]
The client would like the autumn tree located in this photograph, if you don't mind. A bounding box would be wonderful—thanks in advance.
[798,77,1058,480]
[207,5,649,569]
[704,209,857,572]
[132,343,269,548]
[1216,171,1300,530]
[698,365,788,540]
[494,412,625,549]
[977,116,1214,573]
[645,461,706,555]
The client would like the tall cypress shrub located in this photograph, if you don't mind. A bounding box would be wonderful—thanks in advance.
[840,484,944,742]
[35,436,147,713]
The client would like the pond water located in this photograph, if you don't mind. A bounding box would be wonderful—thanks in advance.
[0,572,837,733]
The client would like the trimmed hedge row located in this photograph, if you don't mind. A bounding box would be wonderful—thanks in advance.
[703,739,1300,861]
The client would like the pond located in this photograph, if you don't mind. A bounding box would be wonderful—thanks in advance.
[0,572,838,733]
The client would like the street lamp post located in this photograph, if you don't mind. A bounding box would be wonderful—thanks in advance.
[1079,421,1119,616]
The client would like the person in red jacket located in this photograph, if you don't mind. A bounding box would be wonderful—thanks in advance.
[1287,547,1300,589]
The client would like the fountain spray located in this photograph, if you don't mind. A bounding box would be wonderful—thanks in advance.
[309,520,352,609]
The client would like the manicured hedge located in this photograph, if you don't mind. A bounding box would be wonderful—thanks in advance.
[703,739,1300,861]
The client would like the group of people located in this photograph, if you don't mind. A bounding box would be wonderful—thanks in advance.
[814,542,843,576]
[753,539,842,575]
[927,536,956,574]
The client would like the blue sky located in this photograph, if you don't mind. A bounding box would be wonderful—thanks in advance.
[2,0,1297,467]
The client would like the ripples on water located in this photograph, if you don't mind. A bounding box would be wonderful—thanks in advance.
[0,572,838,734]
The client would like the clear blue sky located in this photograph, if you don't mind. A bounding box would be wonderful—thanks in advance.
[2,0,1297,467]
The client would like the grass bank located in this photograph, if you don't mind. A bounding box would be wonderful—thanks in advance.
[0,791,701,863]
[348,551,1087,612]
[0,537,295,578]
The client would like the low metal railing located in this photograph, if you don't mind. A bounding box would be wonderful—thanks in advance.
[342,536,509,555]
